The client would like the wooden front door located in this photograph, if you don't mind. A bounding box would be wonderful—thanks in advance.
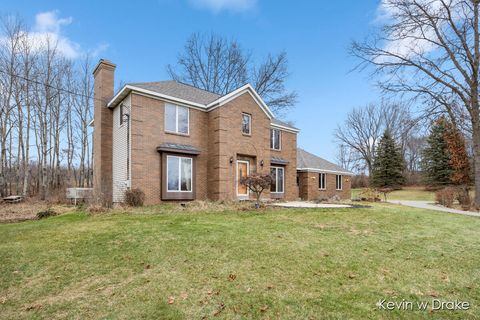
[237,160,249,197]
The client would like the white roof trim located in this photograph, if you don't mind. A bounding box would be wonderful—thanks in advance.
[297,167,354,176]
[107,83,280,124]
[108,85,207,109]
[271,122,300,133]
[206,84,274,119]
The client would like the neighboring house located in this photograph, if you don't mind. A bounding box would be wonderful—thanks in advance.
[92,59,352,205]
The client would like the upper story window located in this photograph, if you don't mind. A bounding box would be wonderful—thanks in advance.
[271,129,281,150]
[242,113,251,135]
[319,173,326,190]
[119,104,130,126]
[336,175,343,190]
[165,103,189,135]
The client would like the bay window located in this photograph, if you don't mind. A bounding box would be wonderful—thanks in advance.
[167,155,192,192]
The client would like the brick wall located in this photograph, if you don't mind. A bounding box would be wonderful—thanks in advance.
[117,90,298,204]
[271,130,298,200]
[93,60,115,203]
[298,171,351,200]
[129,93,209,205]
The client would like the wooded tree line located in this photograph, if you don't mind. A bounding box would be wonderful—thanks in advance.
[0,16,93,199]
[335,102,474,189]
[348,0,480,206]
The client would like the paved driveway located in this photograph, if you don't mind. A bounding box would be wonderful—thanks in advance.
[388,200,480,217]
[271,201,352,208]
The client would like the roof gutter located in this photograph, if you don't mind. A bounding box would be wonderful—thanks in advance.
[296,167,354,176]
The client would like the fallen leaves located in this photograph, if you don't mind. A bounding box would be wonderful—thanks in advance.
[24,303,42,311]
[228,273,236,281]
[167,296,175,304]
[260,305,269,312]
[213,303,225,316]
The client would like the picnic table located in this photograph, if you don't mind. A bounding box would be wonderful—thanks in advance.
[2,195,24,203]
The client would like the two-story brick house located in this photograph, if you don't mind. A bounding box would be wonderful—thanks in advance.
[92,59,351,205]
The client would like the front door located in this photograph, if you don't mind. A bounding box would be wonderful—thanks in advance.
[237,160,249,197]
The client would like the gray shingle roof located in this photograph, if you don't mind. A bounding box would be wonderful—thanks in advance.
[297,148,352,175]
[129,80,220,105]
[271,156,289,165]
[157,143,200,155]
[271,118,299,131]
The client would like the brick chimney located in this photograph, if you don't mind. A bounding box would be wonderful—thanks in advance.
[92,59,116,204]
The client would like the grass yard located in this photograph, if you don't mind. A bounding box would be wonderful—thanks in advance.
[353,186,436,201]
[1,203,479,319]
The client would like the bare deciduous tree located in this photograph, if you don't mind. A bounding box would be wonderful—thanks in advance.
[0,14,94,199]
[334,101,417,175]
[167,33,297,116]
[351,0,480,205]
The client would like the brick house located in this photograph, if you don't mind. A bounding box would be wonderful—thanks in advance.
[92,59,352,205]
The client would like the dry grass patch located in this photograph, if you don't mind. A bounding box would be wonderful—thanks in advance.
[0,199,75,223]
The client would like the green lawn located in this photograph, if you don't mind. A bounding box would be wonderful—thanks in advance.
[353,187,436,201]
[1,204,479,319]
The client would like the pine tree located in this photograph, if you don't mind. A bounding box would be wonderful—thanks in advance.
[371,130,405,188]
[421,117,453,187]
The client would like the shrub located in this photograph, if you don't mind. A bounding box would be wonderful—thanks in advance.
[435,187,455,207]
[456,187,472,211]
[240,173,273,208]
[37,208,57,219]
[357,188,380,202]
[124,188,145,207]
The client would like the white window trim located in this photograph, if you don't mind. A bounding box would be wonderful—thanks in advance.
[271,166,285,194]
[271,128,281,151]
[236,160,250,197]
[166,155,193,192]
[319,173,326,190]
[336,175,343,190]
[165,103,190,135]
[242,113,251,135]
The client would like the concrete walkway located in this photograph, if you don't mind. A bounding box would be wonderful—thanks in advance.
[388,200,480,217]
[271,201,352,209]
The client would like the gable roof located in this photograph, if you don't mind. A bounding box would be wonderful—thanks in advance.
[107,81,298,132]
[297,148,353,175]
[206,83,274,119]
[130,81,220,105]
[271,118,299,132]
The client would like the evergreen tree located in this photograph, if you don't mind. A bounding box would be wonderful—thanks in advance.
[421,117,453,187]
[371,130,405,188]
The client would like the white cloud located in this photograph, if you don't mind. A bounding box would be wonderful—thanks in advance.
[90,42,110,57]
[373,0,459,61]
[0,11,108,60]
[189,0,256,13]
[34,11,73,34]
[29,10,81,59]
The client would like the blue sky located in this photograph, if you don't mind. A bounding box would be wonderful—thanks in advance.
[4,0,382,162]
